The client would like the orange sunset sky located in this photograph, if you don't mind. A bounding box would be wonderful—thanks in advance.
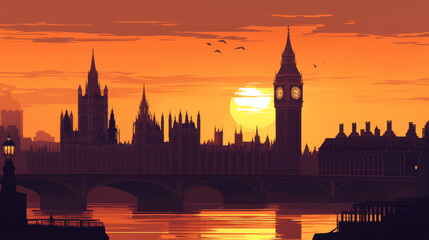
[0,0,429,149]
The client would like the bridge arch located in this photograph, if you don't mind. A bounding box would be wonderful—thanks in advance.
[336,182,389,203]
[87,179,176,196]
[184,180,263,205]
[16,178,84,210]
[89,179,178,211]
[265,181,331,203]
[87,185,137,203]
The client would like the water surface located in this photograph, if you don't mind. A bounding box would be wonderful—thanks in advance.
[27,203,350,240]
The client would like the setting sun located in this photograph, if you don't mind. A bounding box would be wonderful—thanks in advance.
[229,87,275,130]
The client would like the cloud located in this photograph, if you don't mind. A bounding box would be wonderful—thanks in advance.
[392,41,429,46]
[0,70,77,78]
[271,14,333,18]
[405,97,429,102]
[1,36,140,43]
[374,78,429,85]
[1,0,427,40]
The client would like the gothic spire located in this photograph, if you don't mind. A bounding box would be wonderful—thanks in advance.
[282,25,294,57]
[139,84,149,117]
[276,26,300,78]
[90,48,97,72]
[87,49,101,95]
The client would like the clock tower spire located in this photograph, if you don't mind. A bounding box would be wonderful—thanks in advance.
[273,27,303,174]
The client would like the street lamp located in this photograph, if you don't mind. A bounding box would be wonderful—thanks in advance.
[1,135,16,193]
[3,135,15,160]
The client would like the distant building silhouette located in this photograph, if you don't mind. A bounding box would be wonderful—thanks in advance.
[1,109,23,138]
[301,144,318,175]
[28,29,309,175]
[132,86,163,146]
[33,130,55,142]
[319,121,420,176]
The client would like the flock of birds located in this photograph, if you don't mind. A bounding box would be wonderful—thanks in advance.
[206,40,245,54]
[205,39,325,70]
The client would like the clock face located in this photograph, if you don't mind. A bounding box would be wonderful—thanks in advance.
[275,87,284,100]
[291,86,301,100]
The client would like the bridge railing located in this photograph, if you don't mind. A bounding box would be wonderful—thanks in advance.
[339,201,405,223]
[27,219,104,228]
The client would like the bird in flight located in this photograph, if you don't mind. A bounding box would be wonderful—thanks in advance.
[206,43,211,46]
[214,50,222,54]
[313,64,317,68]
[235,47,245,50]
[217,40,227,44]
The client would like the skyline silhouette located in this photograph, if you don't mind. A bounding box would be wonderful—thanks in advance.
[1,1,429,149]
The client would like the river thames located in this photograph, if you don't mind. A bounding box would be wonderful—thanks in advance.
[27,202,351,240]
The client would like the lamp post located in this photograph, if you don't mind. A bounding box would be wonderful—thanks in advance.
[1,134,16,193]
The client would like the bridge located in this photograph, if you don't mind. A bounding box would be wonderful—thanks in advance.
[15,174,417,211]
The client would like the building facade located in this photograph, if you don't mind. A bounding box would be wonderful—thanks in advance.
[319,121,421,177]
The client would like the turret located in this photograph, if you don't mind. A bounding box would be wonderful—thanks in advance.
[70,111,74,131]
[375,126,381,136]
[169,112,172,130]
[254,126,260,144]
[107,109,117,144]
[161,113,165,141]
[60,111,64,140]
[197,111,201,134]
[139,84,149,118]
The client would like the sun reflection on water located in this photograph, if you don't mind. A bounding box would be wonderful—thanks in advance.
[27,203,348,240]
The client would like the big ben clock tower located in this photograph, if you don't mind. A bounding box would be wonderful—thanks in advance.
[274,27,303,174]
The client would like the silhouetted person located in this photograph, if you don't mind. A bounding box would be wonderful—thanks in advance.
[49,214,54,226]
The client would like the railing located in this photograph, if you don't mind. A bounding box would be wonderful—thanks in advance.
[27,219,104,228]
[339,201,404,223]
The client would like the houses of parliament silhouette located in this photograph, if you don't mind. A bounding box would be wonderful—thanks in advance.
[28,29,307,175]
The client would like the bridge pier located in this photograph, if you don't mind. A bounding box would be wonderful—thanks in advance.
[223,194,265,206]
[137,195,183,211]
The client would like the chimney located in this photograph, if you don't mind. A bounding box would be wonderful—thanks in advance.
[406,122,417,138]
[360,129,365,135]
[362,121,374,136]
[349,122,359,137]
[383,120,396,137]
[336,123,347,138]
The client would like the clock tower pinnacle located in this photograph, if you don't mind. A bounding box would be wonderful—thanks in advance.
[273,27,303,174]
